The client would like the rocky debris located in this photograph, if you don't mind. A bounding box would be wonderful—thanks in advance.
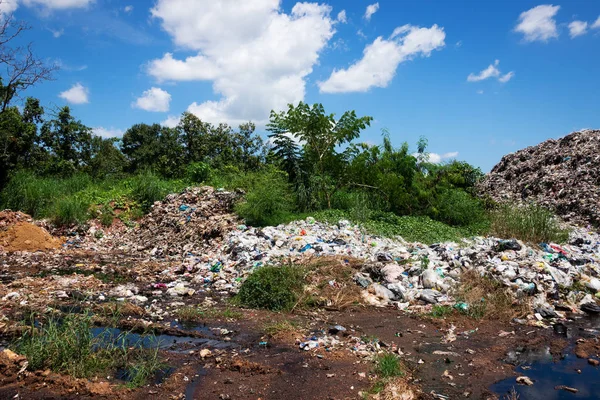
[480,129,600,226]
[120,186,241,257]
[0,211,63,253]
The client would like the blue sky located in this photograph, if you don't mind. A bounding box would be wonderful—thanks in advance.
[5,0,600,171]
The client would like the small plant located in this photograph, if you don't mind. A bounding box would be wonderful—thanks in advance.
[430,305,453,318]
[51,196,90,226]
[263,320,300,338]
[99,203,115,227]
[186,162,211,183]
[374,354,403,379]
[489,203,570,244]
[129,171,168,212]
[420,255,430,270]
[236,265,306,311]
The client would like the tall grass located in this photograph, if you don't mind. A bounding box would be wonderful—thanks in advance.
[236,265,306,311]
[489,203,570,243]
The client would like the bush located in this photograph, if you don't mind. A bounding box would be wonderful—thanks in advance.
[374,354,403,378]
[186,162,211,183]
[51,196,89,226]
[129,171,169,212]
[235,169,295,226]
[236,265,306,311]
[489,203,570,243]
[431,188,486,227]
[99,203,115,227]
[0,171,61,218]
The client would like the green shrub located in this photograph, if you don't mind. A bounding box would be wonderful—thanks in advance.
[374,354,403,378]
[52,196,90,226]
[431,188,486,227]
[236,265,306,311]
[235,169,295,226]
[0,171,60,218]
[99,203,115,227]
[489,203,570,243]
[129,171,168,212]
[186,162,211,183]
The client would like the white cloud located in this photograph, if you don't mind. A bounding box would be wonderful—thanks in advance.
[364,3,379,21]
[318,24,445,93]
[161,115,181,128]
[514,4,560,42]
[58,83,89,104]
[477,90,484,94]
[336,9,346,23]
[455,40,462,47]
[413,151,458,164]
[568,20,588,38]
[0,0,19,14]
[124,5,133,13]
[49,28,64,38]
[93,127,123,138]
[23,0,94,10]
[467,60,514,83]
[592,16,600,29]
[148,0,335,125]
[133,87,171,112]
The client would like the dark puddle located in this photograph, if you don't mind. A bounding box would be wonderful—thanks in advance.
[92,327,239,352]
[115,366,176,385]
[492,352,600,399]
[184,367,208,399]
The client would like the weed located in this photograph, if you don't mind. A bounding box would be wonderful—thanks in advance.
[263,320,300,338]
[504,388,520,400]
[99,203,115,227]
[420,255,430,270]
[175,306,243,324]
[129,171,168,212]
[236,265,306,311]
[429,305,453,318]
[52,196,90,226]
[374,354,403,379]
[489,203,570,244]
[453,270,529,321]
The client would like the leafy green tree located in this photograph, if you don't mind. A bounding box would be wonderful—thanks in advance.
[89,137,127,178]
[268,102,372,209]
[40,106,93,175]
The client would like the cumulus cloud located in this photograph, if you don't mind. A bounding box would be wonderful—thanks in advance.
[318,24,445,93]
[568,20,588,38]
[133,87,171,112]
[148,0,335,125]
[161,115,181,128]
[336,9,346,23]
[93,127,124,138]
[364,3,378,21]
[124,5,133,13]
[0,0,19,14]
[23,0,94,10]
[592,16,600,29]
[467,60,514,83]
[413,151,458,164]
[514,4,560,42]
[59,83,89,104]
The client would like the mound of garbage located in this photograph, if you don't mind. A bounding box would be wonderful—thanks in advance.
[153,216,600,318]
[120,186,241,257]
[480,129,600,226]
[0,211,63,252]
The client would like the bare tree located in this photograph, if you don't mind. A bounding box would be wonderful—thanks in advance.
[0,4,57,111]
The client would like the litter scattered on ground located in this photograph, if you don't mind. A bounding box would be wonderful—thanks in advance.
[481,129,600,226]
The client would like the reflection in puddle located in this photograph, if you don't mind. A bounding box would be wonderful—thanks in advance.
[493,352,600,399]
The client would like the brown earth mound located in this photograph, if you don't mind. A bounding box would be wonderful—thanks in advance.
[0,211,62,252]
[480,129,600,226]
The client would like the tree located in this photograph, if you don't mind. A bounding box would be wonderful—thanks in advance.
[0,9,56,111]
[89,137,127,178]
[40,106,93,175]
[268,102,372,208]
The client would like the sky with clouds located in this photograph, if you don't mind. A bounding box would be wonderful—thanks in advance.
[5,0,600,171]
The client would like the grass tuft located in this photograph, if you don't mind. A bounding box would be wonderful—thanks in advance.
[489,203,570,244]
[236,265,306,311]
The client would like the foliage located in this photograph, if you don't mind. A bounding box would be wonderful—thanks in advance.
[129,171,170,212]
[14,312,165,387]
[374,354,404,379]
[234,168,294,226]
[51,196,89,226]
[186,161,211,183]
[236,265,306,311]
[429,305,453,318]
[489,203,570,243]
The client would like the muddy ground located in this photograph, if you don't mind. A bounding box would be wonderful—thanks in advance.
[1,248,595,400]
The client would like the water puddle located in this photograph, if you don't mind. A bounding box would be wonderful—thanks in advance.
[494,347,600,399]
[184,366,208,399]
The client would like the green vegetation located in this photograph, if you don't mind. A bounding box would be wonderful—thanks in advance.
[490,203,570,244]
[13,312,164,387]
[175,306,243,324]
[263,319,301,337]
[374,353,404,379]
[429,304,454,318]
[236,265,306,311]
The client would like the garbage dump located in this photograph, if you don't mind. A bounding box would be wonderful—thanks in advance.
[480,129,600,226]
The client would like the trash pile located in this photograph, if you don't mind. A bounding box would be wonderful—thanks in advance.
[118,186,241,257]
[160,216,600,318]
[480,129,600,226]
[0,210,63,253]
